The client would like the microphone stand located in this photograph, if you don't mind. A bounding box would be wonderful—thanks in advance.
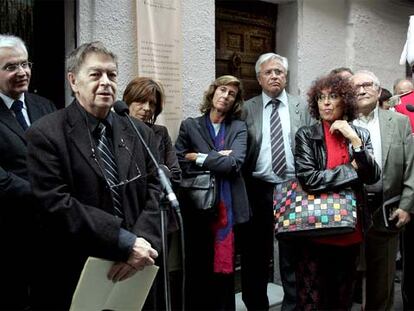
[122,112,181,311]
[159,194,172,311]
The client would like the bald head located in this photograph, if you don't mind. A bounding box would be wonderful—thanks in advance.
[393,78,414,95]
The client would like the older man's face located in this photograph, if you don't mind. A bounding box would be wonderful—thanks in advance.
[0,47,31,99]
[351,73,381,114]
[394,79,414,95]
[68,52,117,118]
[257,59,287,98]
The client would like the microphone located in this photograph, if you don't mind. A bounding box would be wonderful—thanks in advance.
[406,104,414,112]
[113,100,180,211]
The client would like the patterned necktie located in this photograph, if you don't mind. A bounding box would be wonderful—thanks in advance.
[11,100,29,130]
[270,99,287,177]
[96,122,124,218]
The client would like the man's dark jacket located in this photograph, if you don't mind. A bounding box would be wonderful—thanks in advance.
[26,101,161,309]
[0,92,55,309]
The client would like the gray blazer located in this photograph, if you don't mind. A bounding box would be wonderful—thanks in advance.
[378,109,414,214]
[242,93,313,174]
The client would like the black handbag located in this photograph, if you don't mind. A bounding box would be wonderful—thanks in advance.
[274,178,357,237]
[179,171,218,212]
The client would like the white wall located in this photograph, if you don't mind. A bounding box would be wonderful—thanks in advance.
[277,1,299,95]
[76,0,215,119]
[349,0,412,91]
[182,0,216,118]
[75,0,413,110]
[282,0,413,98]
[299,0,350,96]
[77,0,138,99]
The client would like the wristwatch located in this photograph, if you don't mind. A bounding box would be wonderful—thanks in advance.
[353,145,363,152]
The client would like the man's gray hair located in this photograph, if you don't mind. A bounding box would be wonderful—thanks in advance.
[66,41,118,75]
[354,69,381,89]
[255,53,288,76]
[0,34,28,56]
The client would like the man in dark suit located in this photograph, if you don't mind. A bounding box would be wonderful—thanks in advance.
[0,34,55,310]
[26,41,161,310]
[241,52,312,310]
[351,70,414,310]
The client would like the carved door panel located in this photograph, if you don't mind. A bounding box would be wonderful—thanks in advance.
[216,1,277,100]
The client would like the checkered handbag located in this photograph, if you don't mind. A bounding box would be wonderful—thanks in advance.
[274,178,357,237]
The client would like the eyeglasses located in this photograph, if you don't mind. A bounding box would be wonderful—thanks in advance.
[317,93,340,103]
[1,61,33,72]
[92,138,142,188]
[354,81,375,90]
[260,69,285,77]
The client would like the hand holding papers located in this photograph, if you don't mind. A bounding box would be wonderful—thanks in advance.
[107,238,159,282]
[70,257,158,311]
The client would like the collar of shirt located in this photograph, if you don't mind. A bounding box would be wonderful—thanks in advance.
[75,101,114,135]
[262,89,287,109]
[0,92,26,110]
[357,105,379,124]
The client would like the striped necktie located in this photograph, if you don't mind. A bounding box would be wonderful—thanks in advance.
[11,100,29,130]
[270,99,287,177]
[96,122,124,218]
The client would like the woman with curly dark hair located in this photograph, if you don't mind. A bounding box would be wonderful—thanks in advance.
[293,74,380,310]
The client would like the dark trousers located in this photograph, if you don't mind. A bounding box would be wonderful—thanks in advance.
[364,191,399,311]
[402,221,414,311]
[365,228,398,311]
[277,238,298,311]
[296,241,359,310]
[182,204,236,311]
[1,254,30,310]
[30,228,84,311]
[1,203,36,310]
[239,178,274,310]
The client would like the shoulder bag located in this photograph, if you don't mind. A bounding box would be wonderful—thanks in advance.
[274,178,357,237]
[179,171,218,213]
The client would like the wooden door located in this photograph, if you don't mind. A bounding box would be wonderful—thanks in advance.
[216,1,278,290]
[216,1,277,100]
[0,0,69,108]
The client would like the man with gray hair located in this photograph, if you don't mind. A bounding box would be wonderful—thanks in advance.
[240,52,312,310]
[0,34,55,309]
[26,41,161,310]
[351,70,414,310]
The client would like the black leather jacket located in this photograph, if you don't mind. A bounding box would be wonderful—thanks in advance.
[295,122,381,193]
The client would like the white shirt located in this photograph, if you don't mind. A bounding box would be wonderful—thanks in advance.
[0,92,31,126]
[353,105,382,192]
[253,89,294,183]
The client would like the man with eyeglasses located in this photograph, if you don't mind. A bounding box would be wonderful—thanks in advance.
[241,53,312,310]
[351,70,414,310]
[25,41,161,310]
[0,34,55,310]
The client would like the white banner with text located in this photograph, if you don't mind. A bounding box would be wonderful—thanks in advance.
[136,0,183,141]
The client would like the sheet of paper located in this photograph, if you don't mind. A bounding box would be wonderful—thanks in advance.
[70,257,158,311]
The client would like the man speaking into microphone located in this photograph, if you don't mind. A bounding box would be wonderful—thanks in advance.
[26,41,161,310]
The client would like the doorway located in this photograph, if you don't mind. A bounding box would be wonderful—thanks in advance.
[0,0,74,109]
[216,1,277,100]
[215,0,278,292]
